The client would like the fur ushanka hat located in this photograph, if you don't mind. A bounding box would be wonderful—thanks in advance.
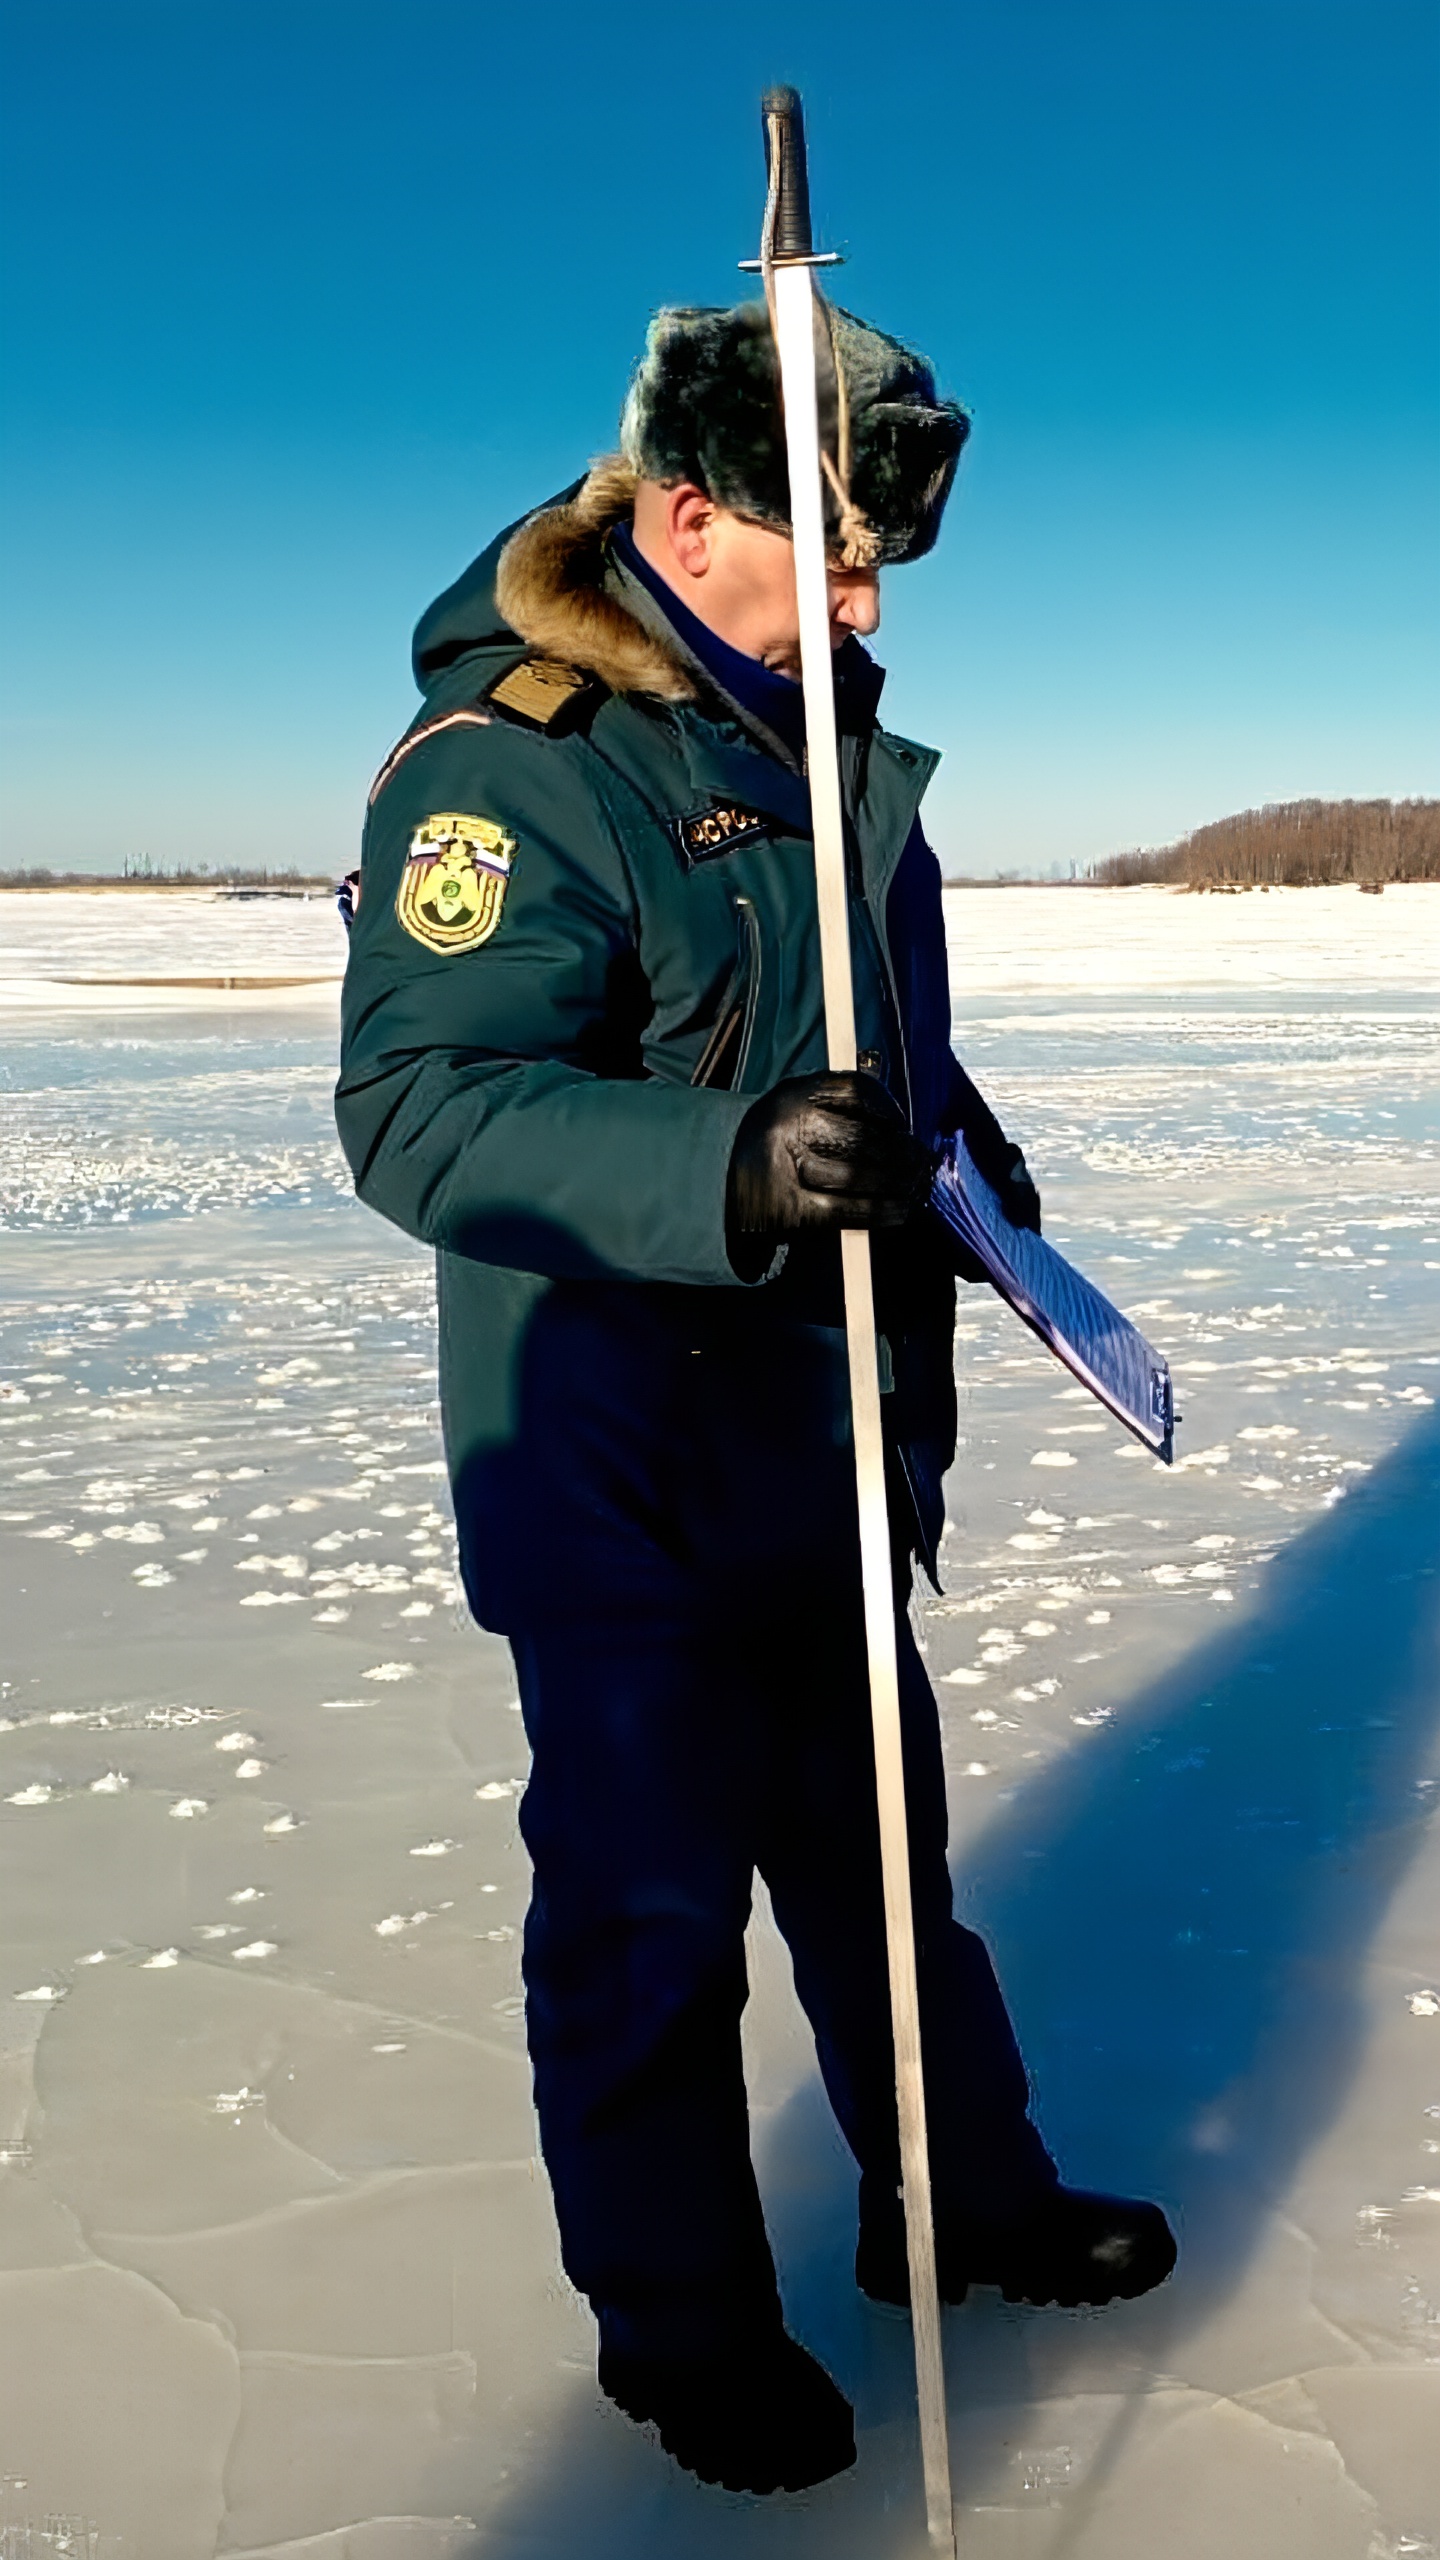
[619,298,969,569]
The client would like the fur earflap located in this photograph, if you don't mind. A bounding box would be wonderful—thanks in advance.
[495,458,693,701]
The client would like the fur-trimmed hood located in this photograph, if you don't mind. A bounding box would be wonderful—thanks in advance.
[496,459,692,700]
[411,460,693,703]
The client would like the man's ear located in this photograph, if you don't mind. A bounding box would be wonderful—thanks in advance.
[665,483,717,580]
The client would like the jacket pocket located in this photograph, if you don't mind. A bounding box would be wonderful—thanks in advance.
[690,895,762,1092]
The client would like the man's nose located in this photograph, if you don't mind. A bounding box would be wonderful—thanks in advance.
[831,575,881,636]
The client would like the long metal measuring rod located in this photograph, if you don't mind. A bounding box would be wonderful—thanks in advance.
[745,85,956,2556]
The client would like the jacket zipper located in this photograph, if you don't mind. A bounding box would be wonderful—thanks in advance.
[690,895,762,1092]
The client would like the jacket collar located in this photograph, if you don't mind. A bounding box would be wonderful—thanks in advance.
[489,465,936,877]
[604,538,888,774]
[608,524,809,765]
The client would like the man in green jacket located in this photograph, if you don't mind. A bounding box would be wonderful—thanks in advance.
[337,299,1175,2497]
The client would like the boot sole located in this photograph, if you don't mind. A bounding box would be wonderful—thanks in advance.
[859,2267,1172,2311]
[664,2431,857,2494]
[602,2361,856,2493]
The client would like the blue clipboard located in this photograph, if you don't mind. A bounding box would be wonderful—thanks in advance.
[931,1139,1175,1463]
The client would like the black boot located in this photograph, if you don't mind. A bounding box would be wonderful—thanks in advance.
[857,2186,1177,2311]
[599,2329,857,2493]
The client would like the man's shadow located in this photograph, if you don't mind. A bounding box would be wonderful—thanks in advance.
[472,1407,1440,2555]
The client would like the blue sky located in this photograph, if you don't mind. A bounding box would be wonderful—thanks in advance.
[1,0,1436,876]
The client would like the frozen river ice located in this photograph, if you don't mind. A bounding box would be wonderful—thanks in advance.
[0,882,1437,2558]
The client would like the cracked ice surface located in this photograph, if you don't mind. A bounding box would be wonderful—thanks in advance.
[0,882,1437,2558]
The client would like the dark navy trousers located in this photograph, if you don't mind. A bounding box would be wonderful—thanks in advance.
[459,1279,1057,2362]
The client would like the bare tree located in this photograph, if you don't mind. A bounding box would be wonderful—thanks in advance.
[1091,800,1440,889]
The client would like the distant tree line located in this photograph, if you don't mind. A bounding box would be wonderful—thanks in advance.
[0,863,332,888]
[1091,799,1440,890]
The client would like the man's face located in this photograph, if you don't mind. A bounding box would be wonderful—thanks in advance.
[630,479,880,680]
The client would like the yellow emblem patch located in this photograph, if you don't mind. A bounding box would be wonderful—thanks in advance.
[395,813,516,954]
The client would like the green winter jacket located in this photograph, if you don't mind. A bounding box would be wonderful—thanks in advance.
[336,471,985,1606]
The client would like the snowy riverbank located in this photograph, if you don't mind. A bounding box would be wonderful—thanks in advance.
[2,877,1436,1007]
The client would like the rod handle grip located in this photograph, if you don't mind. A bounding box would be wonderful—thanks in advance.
[762,85,814,260]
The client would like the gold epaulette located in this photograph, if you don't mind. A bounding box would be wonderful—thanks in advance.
[487,656,600,734]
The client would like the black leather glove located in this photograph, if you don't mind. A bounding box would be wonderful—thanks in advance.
[727,1073,934,1251]
[997,1142,1041,1234]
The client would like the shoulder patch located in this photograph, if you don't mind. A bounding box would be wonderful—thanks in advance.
[674,802,770,867]
[487,656,600,734]
[396,813,516,955]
